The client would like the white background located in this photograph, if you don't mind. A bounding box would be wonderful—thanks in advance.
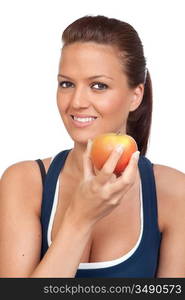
[0,0,185,177]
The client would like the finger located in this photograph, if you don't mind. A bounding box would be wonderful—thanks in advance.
[110,173,117,183]
[110,151,140,191]
[83,139,94,178]
[97,144,125,184]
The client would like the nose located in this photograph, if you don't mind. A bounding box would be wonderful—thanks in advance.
[70,86,90,109]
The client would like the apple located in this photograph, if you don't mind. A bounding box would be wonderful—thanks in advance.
[90,133,138,175]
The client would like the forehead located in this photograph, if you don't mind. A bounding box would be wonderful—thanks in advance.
[62,41,119,55]
[60,42,125,75]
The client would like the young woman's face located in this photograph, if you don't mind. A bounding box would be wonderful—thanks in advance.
[57,42,143,144]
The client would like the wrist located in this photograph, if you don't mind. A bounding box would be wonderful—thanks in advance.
[63,206,94,236]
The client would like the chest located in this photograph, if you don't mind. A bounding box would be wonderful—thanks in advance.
[50,173,142,263]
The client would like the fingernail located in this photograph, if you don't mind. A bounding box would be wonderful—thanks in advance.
[115,144,124,153]
[133,151,140,160]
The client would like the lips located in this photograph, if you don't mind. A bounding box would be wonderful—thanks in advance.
[70,114,97,119]
[70,114,98,127]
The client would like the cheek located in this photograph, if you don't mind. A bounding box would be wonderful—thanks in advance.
[57,90,68,113]
[96,93,128,116]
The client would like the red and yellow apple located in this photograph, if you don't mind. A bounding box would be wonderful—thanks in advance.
[90,133,138,175]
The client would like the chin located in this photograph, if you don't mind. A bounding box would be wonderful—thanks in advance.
[65,122,124,144]
[68,132,93,144]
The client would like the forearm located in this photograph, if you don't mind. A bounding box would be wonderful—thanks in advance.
[29,215,92,278]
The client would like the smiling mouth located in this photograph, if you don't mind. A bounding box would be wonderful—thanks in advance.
[71,115,97,123]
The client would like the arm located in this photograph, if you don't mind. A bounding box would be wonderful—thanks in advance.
[154,165,185,277]
[0,162,92,278]
[0,143,139,277]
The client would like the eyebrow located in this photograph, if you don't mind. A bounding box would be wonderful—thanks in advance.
[58,74,114,80]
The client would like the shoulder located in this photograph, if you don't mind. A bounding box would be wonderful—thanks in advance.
[0,156,52,184]
[153,164,185,198]
[152,163,185,231]
[0,157,52,214]
[1,156,52,181]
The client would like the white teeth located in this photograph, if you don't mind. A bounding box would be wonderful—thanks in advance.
[73,116,96,122]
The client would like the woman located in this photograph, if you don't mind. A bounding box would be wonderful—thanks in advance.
[0,15,185,278]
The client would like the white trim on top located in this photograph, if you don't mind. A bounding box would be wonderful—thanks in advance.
[47,155,57,247]
[47,168,143,270]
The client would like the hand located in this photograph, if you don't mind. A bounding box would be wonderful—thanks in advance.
[66,139,140,228]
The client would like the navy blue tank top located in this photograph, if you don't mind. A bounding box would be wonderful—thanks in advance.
[35,150,161,278]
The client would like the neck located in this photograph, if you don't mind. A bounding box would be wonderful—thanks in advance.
[66,142,87,178]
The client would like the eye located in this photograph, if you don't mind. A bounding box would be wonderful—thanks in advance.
[91,82,108,90]
[59,81,74,88]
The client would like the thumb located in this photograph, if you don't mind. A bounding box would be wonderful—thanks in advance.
[83,139,94,178]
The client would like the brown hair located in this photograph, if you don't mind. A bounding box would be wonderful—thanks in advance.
[62,15,152,155]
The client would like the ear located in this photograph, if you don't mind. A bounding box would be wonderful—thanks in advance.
[129,84,144,112]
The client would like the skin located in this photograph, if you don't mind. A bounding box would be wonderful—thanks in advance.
[0,42,185,278]
[56,42,143,177]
